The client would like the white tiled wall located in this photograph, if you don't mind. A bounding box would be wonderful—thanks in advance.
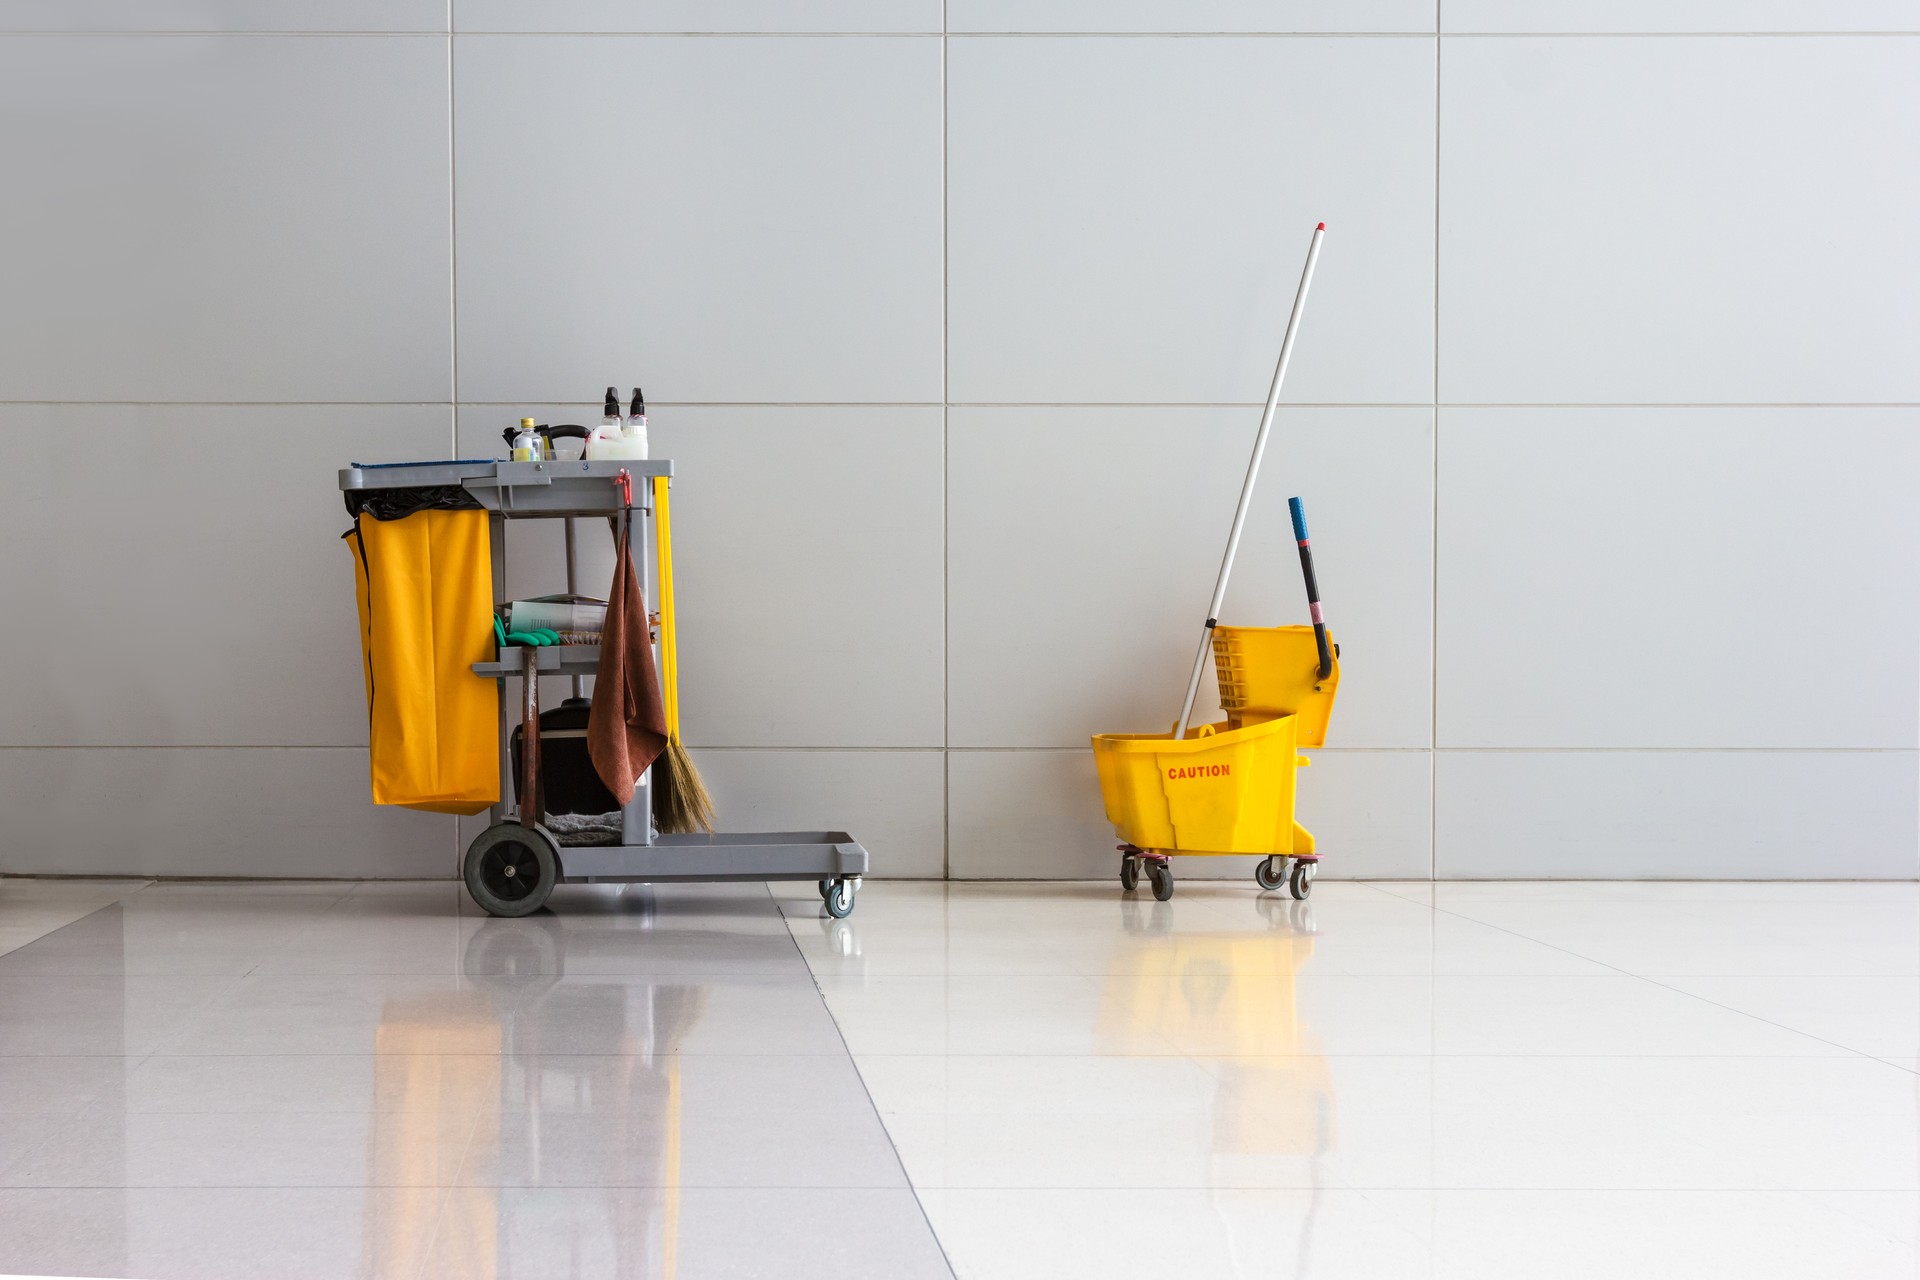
[4,3,1913,880]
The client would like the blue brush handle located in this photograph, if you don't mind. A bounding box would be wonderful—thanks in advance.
[1288,496,1333,679]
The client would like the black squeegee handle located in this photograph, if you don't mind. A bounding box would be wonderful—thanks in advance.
[1289,496,1333,680]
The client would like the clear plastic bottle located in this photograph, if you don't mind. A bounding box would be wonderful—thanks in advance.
[510,417,543,462]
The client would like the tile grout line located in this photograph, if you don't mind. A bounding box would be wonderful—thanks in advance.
[942,0,952,883]
[1431,19,1441,883]
[9,400,1919,408]
[411,1102,488,1280]
[772,882,959,1277]
[1363,882,1906,1060]
[445,0,462,881]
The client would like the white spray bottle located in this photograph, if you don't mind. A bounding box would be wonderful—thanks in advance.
[625,387,649,459]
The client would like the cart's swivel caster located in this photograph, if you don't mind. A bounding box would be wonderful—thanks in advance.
[1147,860,1174,902]
[823,877,858,919]
[464,822,559,918]
[1289,858,1317,900]
[1119,853,1140,892]
[1254,856,1288,892]
[818,878,835,902]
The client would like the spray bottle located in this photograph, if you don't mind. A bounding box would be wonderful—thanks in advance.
[624,386,649,459]
[587,385,642,460]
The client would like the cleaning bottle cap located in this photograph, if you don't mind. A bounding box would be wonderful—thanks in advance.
[520,417,536,428]
[629,386,645,417]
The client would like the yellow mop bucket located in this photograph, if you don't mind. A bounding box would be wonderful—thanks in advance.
[1091,716,1309,858]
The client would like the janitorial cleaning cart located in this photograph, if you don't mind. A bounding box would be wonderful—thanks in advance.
[341,457,869,918]
[1093,223,1341,903]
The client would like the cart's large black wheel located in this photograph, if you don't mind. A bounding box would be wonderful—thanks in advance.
[824,878,856,919]
[1148,861,1174,902]
[464,823,559,918]
[1254,856,1287,892]
[1120,855,1140,892]
[1289,859,1316,901]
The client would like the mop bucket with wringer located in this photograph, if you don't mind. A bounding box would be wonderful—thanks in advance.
[1092,222,1342,903]
[1093,620,1339,902]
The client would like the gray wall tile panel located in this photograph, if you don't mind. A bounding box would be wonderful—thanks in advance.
[948,407,1433,748]
[0,748,454,878]
[1435,751,1920,879]
[1440,36,1920,404]
[1441,2,1920,34]
[1437,408,1920,749]
[0,405,454,748]
[455,1,942,33]
[949,1,1436,33]
[453,35,943,404]
[0,35,452,401]
[0,2,448,31]
[947,35,1436,405]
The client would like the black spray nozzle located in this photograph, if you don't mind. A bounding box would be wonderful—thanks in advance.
[603,387,619,418]
[629,386,645,418]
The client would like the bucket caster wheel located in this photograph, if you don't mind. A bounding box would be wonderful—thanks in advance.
[1289,859,1316,900]
[1120,853,1140,892]
[464,822,559,918]
[1148,861,1174,902]
[1254,856,1287,892]
[824,878,857,919]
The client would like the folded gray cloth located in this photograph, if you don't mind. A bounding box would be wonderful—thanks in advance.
[542,811,624,846]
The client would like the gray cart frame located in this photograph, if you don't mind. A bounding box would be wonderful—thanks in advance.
[340,457,868,915]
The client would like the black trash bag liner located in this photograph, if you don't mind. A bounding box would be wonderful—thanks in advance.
[344,484,483,522]
[513,697,622,818]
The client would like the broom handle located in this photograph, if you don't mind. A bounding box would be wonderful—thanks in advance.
[1289,496,1332,679]
[652,475,681,740]
[1174,222,1325,740]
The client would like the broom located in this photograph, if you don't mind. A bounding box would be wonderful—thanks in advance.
[650,474,715,834]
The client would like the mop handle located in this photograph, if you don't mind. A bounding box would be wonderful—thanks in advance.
[1174,222,1325,740]
[1289,496,1332,679]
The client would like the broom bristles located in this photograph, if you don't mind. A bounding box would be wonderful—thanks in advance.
[653,736,716,835]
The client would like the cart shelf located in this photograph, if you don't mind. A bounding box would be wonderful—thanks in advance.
[473,645,602,678]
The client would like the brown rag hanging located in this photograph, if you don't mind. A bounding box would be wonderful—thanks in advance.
[588,508,670,805]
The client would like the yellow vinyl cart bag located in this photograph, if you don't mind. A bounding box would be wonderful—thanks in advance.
[344,504,499,814]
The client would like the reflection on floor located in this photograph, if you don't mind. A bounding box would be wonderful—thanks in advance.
[0,880,948,1280]
[774,879,1920,1280]
[0,877,1916,1279]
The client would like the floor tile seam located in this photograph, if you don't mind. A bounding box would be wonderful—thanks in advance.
[81,1049,878,1058]
[774,886,959,1279]
[411,1101,489,1280]
[0,888,157,962]
[1396,897,1901,1060]
[890,1189,1920,1197]
[826,1050,1881,1059]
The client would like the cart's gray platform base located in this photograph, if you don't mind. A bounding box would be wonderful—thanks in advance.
[556,831,868,883]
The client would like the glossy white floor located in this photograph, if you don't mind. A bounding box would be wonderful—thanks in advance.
[0,876,1916,1279]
